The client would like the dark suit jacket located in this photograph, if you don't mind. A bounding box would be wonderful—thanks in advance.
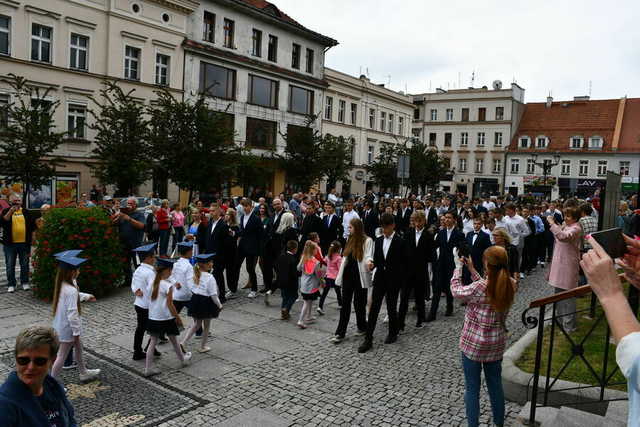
[434,228,465,286]
[238,212,262,256]
[424,207,439,228]
[395,208,412,235]
[265,210,286,256]
[463,230,492,283]
[275,252,298,291]
[372,233,405,288]
[319,213,341,251]
[362,209,379,239]
[404,227,435,284]
[204,219,229,264]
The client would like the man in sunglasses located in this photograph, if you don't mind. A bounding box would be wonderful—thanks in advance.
[0,326,77,426]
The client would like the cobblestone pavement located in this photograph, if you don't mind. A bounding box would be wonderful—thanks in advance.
[0,259,551,426]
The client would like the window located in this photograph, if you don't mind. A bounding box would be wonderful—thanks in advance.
[0,93,9,128]
[458,158,467,172]
[31,24,52,63]
[597,160,607,176]
[460,132,468,147]
[570,136,583,149]
[203,11,215,42]
[493,159,501,173]
[494,132,503,147]
[478,107,486,121]
[526,159,535,174]
[289,85,313,115]
[248,75,278,108]
[155,54,170,86]
[536,136,547,148]
[338,100,345,123]
[444,132,452,147]
[367,145,374,164]
[589,136,603,149]
[251,29,262,57]
[477,132,485,147]
[579,160,589,176]
[267,35,277,62]
[246,117,276,148]
[350,103,357,125]
[69,34,89,70]
[369,108,375,129]
[461,108,469,122]
[380,111,386,132]
[519,136,530,148]
[428,132,436,147]
[324,96,333,120]
[291,43,300,69]
[495,106,504,120]
[510,159,520,174]
[0,15,9,55]
[620,161,630,176]
[398,116,404,135]
[443,158,451,169]
[561,160,571,176]
[388,114,394,133]
[306,48,314,73]
[67,104,86,139]
[430,109,437,121]
[413,108,420,120]
[124,46,140,80]
[199,62,235,99]
[446,108,453,121]
[223,19,234,48]
[475,158,484,173]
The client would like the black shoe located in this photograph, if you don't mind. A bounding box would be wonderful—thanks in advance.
[445,307,453,317]
[384,335,397,344]
[259,288,268,294]
[358,340,373,353]
[153,349,161,357]
[460,302,467,307]
[132,352,146,361]
[415,321,424,329]
[425,314,436,322]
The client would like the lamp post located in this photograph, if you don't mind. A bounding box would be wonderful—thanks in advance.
[530,153,561,186]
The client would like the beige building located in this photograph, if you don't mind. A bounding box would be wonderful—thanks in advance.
[322,68,414,196]
[412,82,525,197]
[0,0,198,206]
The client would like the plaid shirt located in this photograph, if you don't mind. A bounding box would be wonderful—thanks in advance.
[579,216,598,251]
[451,268,508,362]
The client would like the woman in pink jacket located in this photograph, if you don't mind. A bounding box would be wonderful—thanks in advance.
[547,206,583,332]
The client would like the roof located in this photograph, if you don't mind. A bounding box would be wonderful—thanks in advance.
[509,99,621,153]
[619,97,640,152]
[232,0,338,46]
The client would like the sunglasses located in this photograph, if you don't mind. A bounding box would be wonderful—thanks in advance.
[16,356,49,366]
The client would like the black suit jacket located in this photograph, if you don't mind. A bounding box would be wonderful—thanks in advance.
[434,228,465,285]
[362,209,379,239]
[204,219,229,263]
[319,213,341,250]
[238,212,262,256]
[424,207,439,228]
[464,230,492,280]
[300,213,322,247]
[395,208,412,235]
[275,252,298,291]
[404,227,435,284]
[372,233,405,288]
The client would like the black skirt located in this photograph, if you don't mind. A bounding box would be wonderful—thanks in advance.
[188,294,220,319]
[301,292,319,301]
[146,318,180,336]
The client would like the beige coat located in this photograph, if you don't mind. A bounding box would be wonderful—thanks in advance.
[548,222,583,290]
[335,237,374,288]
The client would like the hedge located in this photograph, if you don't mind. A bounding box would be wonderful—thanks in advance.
[32,207,125,300]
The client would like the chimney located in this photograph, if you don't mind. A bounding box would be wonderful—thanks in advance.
[546,96,553,108]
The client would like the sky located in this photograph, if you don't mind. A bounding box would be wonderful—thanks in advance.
[273,0,640,103]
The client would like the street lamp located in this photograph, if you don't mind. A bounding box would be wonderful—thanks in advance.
[529,153,561,186]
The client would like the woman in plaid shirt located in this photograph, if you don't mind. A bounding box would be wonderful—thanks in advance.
[451,245,517,427]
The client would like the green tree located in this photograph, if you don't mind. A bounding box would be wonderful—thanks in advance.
[365,143,401,193]
[406,141,451,194]
[0,74,65,203]
[275,116,324,192]
[320,134,353,190]
[89,81,152,196]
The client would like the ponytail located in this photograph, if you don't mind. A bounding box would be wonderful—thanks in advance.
[483,246,515,313]
[193,263,201,286]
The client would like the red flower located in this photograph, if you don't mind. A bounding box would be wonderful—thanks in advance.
[79,243,86,248]
[83,228,91,233]
[88,217,95,222]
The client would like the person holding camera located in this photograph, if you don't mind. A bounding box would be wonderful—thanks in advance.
[0,193,37,293]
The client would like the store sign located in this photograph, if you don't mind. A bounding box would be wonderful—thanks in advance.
[577,180,604,188]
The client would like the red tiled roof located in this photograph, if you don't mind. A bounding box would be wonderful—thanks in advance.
[509,99,620,153]
[619,98,640,152]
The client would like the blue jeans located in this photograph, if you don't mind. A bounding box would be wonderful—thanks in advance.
[4,243,30,288]
[461,353,505,427]
[159,229,170,256]
[281,288,298,311]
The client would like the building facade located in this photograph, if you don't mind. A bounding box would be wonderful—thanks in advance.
[0,0,198,206]
[321,68,414,196]
[506,96,640,199]
[183,0,337,196]
[411,83,525,196]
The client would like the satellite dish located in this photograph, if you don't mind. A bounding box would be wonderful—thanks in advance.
[492,80,503,90]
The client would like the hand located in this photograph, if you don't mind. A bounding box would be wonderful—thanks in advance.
[547,216,555,225]
[465,256,477,275]
[121,213,130,222]
[367,260,374,271]
[88,294,96,302]
[134,289,143,297]
[618,235,640,290]
[580,236,623,301]
[453,248,463,270]
[176,316,183,328]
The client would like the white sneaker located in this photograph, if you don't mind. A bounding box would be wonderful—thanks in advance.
[7,287,15,293]
[182,352,192,366]
[225,291,236,299]
[79,368,100,382]
[22,284,31,291]
[143,367,161,377]
[355,329,366,337]
[519,273,525,279]
[383,315,389,324]
[266,290,272,296]
[62,363,77,370]
[247,291,257,298]
[330,335,344,343]
[317,307,325,315]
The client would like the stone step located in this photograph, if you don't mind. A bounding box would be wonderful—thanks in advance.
[605,400,628,424]
[516,402,628,427]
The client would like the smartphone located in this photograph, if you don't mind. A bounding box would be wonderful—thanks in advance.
[590,228,627,259]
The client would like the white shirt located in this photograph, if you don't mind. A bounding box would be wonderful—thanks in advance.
[382,232,394,259]
[170,257,193,302]
[415,227,424,247]
[210,218,220,234]
[483,201,496,211]
[504,214,530,246]
[342,210,360,239]
[446,227,455,242]
[187,271,222,308]
[462,218,474,235]
[148,279,174,321]
[328,193,338,204]
[53,282,84,342]
[472,231,481,246]
[131,263,155,309]
[242,211,252,228]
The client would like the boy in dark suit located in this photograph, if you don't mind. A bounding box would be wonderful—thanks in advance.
[395,199,412,236]
[276,240,299,320]
[361,200,379,239]
[204,203,229,301]
[463,218,492,285]
[320,201,341,254]
[359,213,405,353]
[235,199,263,298]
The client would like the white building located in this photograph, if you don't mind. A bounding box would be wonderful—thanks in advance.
[322,68,414,196]
[412,82,525,196]
[183,0,337,196]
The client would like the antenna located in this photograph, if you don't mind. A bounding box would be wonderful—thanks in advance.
[458,72,461,89]
[387,74,391,87]
[359,66,362,76]
[589,80,592,97]
[429,80,432,91]
[470,71,475,87]
[366,67,369,78]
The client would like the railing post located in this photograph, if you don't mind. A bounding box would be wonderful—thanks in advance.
[529,305,546,425]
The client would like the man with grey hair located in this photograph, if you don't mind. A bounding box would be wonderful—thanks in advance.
[114,196,145,284]
[0,326,77,426]
[0,193,37,293]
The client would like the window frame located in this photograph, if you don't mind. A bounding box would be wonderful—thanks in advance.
[495,106,504,120]
[324,96,333,120]
[398,116,404,135]
[368,108,375,129]
[444,132,452,147]
[0,15,10,56]
[203,11,215,43]
[248,74,278,109]
[69,33,89,71]
[428,132,436,147]
[493,158,501,174]
[379,111,386,132]
[291,43,301,69]
[388,114,394,133]
[267,35,278,62]
[579,160,589,176]
[588,136,603,149]
[619,161,630,177]
[475,158,484,173]
[510,158,520,174]
[246,117,276,149]
[478,107,486,122]
[461,107,469,122]
[199,61,236,100]
[494,132,503,147]
[31,23,53,63]
[445,108,453,121]
[536,135,548,149]
[526,158,535,174]
[0,93,10,128]
[570,136,583,149]
[124,45,141,81]
[350,103,357,125]
[155,53,170,86]
[477,132,485,147]
[223,18,234,49]
[458,158,467,173]
[519,136,530,148]
[597,160,607,176]
[460,132,468,147]
[289,85,314,115]
[367,145,374,164]
[337,99,346,123]
[251,29,262,57]
[305,48,314,73]
[67,103,87,139]
[560,160,571,176]
[430,109,437,121]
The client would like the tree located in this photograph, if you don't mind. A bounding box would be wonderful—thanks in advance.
[89,81,152,196]
[365,143,401,193]
[0,74,65,204]
[148,89,238,197]
[406,141,451,195]
[319,134,353,190]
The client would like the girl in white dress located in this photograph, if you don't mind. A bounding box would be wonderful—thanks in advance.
[50,256,100,383]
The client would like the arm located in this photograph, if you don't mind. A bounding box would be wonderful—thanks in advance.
[66,291,83,337]
[78,292,96,302]
[121,212,145,230]
[165,287,182,327]
[519,218,531,237]
[450,267,484,301]
[550,223,580,242]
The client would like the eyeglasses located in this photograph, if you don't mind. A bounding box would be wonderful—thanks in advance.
[16,356,49,366]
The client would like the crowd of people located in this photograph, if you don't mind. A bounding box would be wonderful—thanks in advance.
[1,188,640,426]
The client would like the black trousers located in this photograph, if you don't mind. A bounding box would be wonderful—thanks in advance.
[134,305,148,354]
[259,254,276,292]
[319,278,342,309]
[213,263,226,301]
[335,278,367,338]
[123,245,138,286]
[366,283,400,340]
[429,269,454,318]
[234,251,258,292]
[398,274,427,328]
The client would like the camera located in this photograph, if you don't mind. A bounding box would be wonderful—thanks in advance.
[456,240,471,258]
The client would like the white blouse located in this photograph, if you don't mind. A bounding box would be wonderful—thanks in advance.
[52,281,90,342]
[170,257,193,302]
[188,272,222,308]
[131,263,155,309]
[148,280,174,321]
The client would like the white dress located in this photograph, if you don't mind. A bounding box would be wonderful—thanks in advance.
[52,282,90,342]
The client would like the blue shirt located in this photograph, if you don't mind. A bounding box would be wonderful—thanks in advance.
[531,215,545,234]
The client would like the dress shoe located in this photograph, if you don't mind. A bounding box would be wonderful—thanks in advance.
[132,352,146,361]
[415,321,424,329]
[384,335,397,344]
[425,315,436,323]
[445,308,453,317]
[358,340,373,353]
